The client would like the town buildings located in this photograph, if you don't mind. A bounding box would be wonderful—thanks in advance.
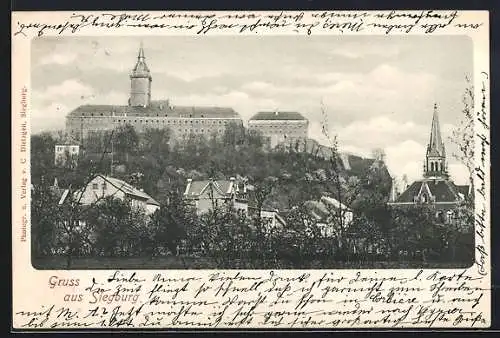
[183,177,286,232]
[248,111,309,148]
[388,104,470,222]
[65,45,243,142]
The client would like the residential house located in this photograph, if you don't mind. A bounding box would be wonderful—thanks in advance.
[247,206,287,232]
[183,177,248,215]
[304,195,353,237]
[60,174,160,216]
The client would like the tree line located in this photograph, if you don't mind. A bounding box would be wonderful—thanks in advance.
[31,120,474,269]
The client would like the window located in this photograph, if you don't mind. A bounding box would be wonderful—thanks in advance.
[92,183,98,190]
[102,182,107,190]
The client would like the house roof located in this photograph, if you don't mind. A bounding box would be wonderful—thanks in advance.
[67,104,240,119]
[304,197,352,222]
[249,111,307,121]
[102,176,153,201]
[69,175,160,206]
[184,179,235,197]
[321,196,351,211]
[393,178,463,203]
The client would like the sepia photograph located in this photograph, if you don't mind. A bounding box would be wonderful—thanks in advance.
[30,35,475,270]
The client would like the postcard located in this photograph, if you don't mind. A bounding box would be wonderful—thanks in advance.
[12,10,490,329]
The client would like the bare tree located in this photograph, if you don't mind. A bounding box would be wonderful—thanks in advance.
[450,75,475,196]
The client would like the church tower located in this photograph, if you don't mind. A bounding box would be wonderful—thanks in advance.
[423,103,448,179]
[129,43,152,107]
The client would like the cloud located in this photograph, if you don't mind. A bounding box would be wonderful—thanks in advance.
[448,164,469,185]
[43,79,94,99]
[31,102,69,134]
[329,43,400,59]
[385,140,426,181]
[336,116,427,150]
[168,91,279,122]
[39,52,77,65]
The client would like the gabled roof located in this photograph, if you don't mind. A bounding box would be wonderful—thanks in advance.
[321,196,352,211]
[304,197,352,222]
[392,178,463,204]
[184,179,235,198]
[249,111,307,121]
[102,176,152,201]
[70,175,159,206]
[66,104,240,119]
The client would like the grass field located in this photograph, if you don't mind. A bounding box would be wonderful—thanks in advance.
[32,255,473,270]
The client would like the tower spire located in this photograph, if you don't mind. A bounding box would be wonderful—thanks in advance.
[138,41,145,60]
[129,42,152,107]
[424,103,448,179]
[428,103,444,155]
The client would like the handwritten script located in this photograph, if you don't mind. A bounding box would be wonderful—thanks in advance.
[14,269,488,328]
[13,10,484,38]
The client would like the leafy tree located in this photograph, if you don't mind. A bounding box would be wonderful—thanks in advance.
[140,127,172,159]
[149,192,193,257]
[85,196,149,257]
[113,124,139,163]
[31,182,59,256]
[31,132,57,185]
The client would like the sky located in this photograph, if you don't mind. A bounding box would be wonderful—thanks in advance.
[31,35,473,185]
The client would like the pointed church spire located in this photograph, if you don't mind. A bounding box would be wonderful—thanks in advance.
[428,103,444,156]
[424,103,448,179]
